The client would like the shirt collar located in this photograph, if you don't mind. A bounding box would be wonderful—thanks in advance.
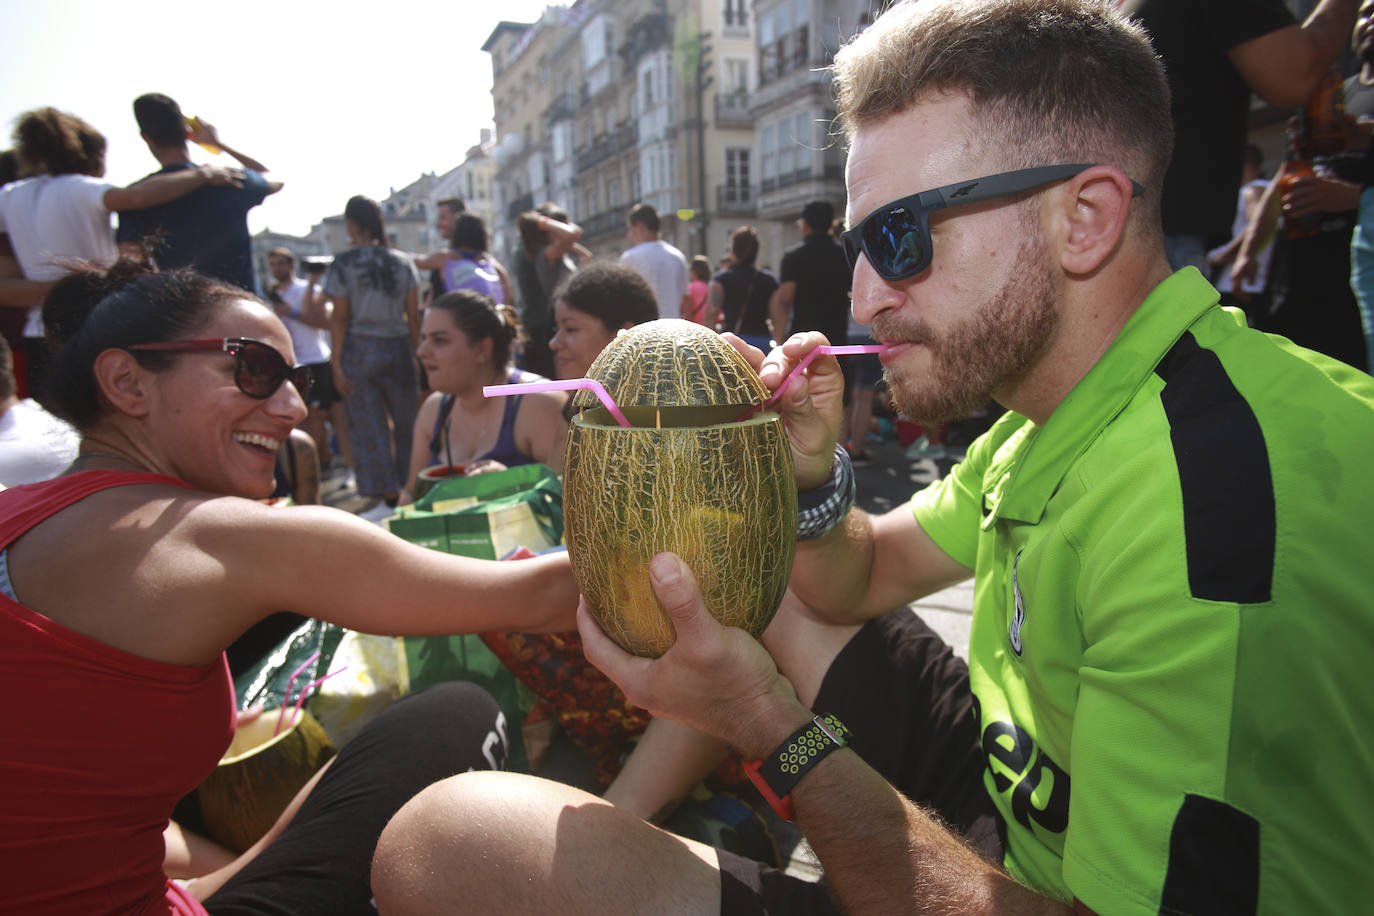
[988,267,1220,525]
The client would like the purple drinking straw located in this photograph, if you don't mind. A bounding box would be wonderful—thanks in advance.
[483,378,632,428]
[735,344,888,421]
[274,649,321,736]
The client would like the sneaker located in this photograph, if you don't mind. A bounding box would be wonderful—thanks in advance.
[357,501,395,525]
[905,436,947,460]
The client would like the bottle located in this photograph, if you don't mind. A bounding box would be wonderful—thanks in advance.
[1303,68,1347,158]
[183,115,222,155]
[1280,115,1320,240]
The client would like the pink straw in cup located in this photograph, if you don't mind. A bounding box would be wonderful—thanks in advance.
[483,378,632,428]
[735,344,888,421]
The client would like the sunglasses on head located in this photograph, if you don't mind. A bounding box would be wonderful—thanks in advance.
[840,164,1145,282]
[128,337,313,400]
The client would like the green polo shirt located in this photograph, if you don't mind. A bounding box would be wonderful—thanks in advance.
[912,268,1374,913]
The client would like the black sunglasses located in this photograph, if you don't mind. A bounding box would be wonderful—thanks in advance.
[840,164,1145,282]
[128,337,313,400]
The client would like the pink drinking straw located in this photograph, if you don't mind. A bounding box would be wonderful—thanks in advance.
[281,666,350,731]
[483,378,632,428]
[274,650,321,736]
[735,344,888,421]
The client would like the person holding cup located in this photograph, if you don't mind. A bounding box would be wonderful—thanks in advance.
[400,289,567,504]
[0,261,580,914]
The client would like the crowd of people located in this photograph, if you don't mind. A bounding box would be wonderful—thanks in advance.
[2,0,1374,913]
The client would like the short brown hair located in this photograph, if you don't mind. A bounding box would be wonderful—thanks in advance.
[267,246,296,263]
[832,0,1172,227]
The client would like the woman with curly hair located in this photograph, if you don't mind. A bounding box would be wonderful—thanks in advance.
[0,107,239,400]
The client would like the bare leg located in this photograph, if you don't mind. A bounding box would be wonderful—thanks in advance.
[372,771,721,916]
[329,402,353,468]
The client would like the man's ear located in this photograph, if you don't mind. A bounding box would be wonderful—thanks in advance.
[1056,166,1137,276]
[92,349,154,418]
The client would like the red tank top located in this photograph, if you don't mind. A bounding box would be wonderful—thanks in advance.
[0,472,233,916]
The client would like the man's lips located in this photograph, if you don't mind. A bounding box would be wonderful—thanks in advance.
[877,340,924,363]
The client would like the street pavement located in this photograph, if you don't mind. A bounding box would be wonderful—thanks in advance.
[850,421,991,659]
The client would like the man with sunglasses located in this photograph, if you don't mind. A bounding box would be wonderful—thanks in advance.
[370,2,1374,914]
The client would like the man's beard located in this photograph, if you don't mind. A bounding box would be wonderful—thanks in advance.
[874,235,1058,426]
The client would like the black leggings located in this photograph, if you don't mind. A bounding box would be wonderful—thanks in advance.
[205,681,508,915]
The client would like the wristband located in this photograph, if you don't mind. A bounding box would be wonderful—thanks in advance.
[744,713,851,821]
[796,444,855,541]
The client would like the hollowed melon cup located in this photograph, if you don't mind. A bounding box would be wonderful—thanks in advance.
[564,320,797,658]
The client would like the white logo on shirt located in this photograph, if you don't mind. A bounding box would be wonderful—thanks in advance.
[1010,549,1025,656]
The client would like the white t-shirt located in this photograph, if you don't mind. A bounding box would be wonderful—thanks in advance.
[277,276,331,365]
[620,239,687,318]
[0,174,117,337]
[0,398,80,487]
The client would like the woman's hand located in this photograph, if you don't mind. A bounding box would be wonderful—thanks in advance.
[464,459,508,477]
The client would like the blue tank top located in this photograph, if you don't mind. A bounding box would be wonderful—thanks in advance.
[428,369,541,469]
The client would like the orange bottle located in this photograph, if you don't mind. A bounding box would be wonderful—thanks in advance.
[182,115,222,156]
[1303,68,1347,158]
[1280,116,1320,240]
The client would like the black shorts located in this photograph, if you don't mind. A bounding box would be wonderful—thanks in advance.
[203,682,507,915]
[717,609,1003,914]
[304,360,339,408]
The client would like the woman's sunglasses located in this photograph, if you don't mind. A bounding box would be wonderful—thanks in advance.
[840,164,1145,282]
[128,337,313,400]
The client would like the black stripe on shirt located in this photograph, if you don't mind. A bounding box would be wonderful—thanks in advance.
[1155,332,1274,604]
[1159,793,1260,914]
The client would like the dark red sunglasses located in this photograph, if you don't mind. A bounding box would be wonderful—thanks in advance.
[128,337,313,400]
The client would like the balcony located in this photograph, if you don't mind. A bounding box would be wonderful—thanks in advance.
[575,123,639,173]
[715,92,752,125]
[717,184,755,213]
[758,26,811,86]
[545,94,577,123]
[580,208,625,241]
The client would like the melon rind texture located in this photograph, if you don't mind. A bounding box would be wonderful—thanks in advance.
[564,320,797,657]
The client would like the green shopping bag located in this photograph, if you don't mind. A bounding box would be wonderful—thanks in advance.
[387,464,566,771]
[388,464,563,559]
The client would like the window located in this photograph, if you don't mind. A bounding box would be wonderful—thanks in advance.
[778,117,795,178]
[725,58,748,93]
[725,148,750,203]
[723,0,748,28]
[609,177,621,209]
[761,125,777,181]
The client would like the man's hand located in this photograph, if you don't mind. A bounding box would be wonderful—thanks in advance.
[724,331,846,491]
[188,117,221,150]
[197,165,245,188]
[1281,174,1361,219]
[577,552,808,761]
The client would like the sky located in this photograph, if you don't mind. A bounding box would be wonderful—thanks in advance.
[1,0,556,238]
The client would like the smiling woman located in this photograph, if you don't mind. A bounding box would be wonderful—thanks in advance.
[0,262,581,915]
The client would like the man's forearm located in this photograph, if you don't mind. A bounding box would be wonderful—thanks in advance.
[219,141,269,174]
[1303,0,1359,66]
[789,508,880,624]
[795,751,1073,915]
